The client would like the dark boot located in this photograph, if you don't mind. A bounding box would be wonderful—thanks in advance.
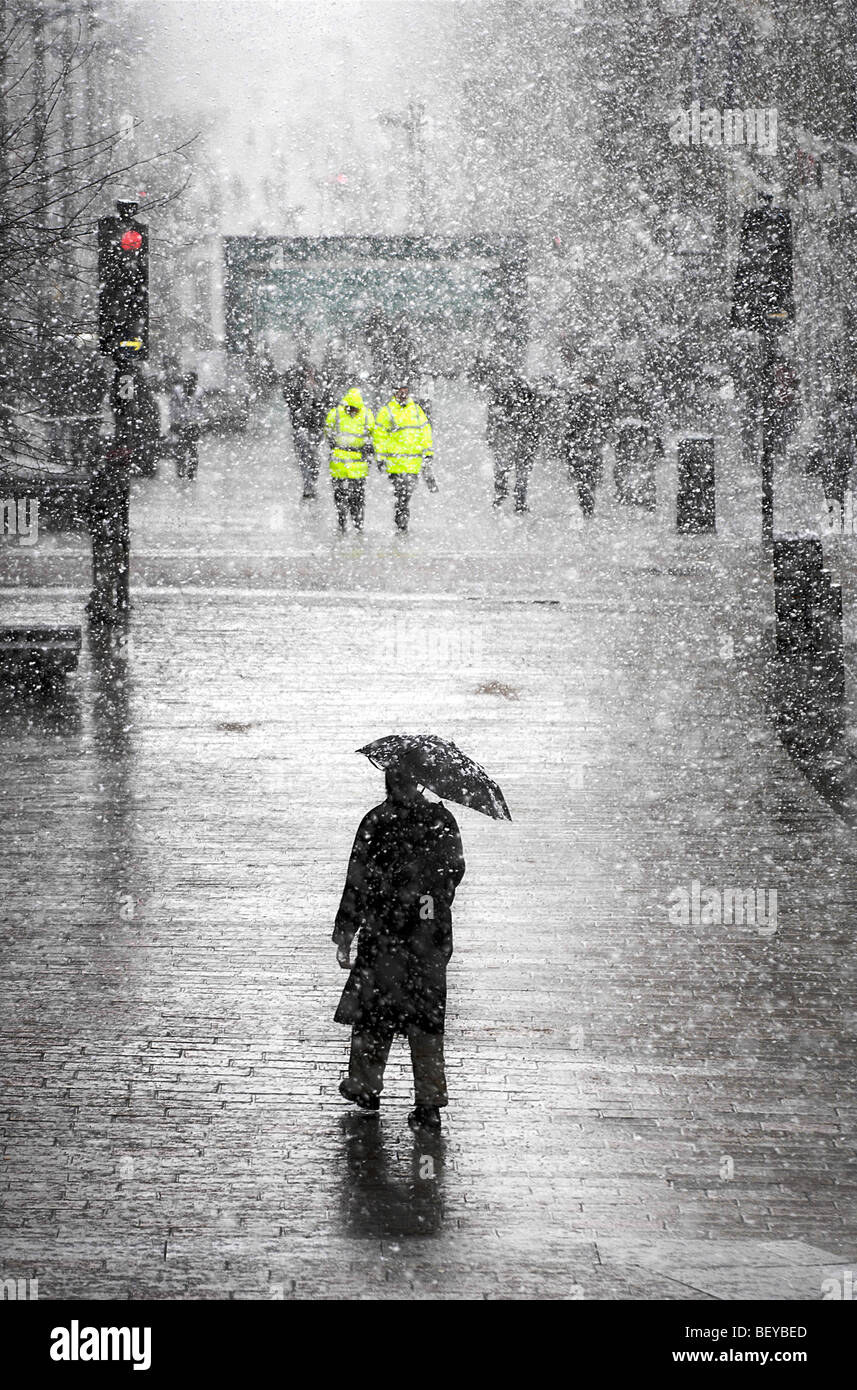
[339,1079,380,1111]
[407,1104,441,1131]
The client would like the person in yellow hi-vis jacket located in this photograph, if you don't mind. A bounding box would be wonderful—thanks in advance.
[373,381,434,533]
[324,387,375,533]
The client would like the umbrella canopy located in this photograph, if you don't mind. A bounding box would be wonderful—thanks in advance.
[358,733,512,821]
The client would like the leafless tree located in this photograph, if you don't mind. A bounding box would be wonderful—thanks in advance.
[0,0,197,467]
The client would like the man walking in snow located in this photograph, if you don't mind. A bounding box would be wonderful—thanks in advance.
[559,374,612,518]
[333,763,465,1132]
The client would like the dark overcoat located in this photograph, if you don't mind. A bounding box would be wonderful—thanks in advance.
[332,794,465,1036]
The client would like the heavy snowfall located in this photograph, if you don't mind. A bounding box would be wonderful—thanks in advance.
[1,0,856,1314]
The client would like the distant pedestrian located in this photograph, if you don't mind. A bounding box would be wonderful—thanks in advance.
[487,372,543,513]
[324,387,374,533]
[320,345,348,410]
[611,371,661,509]
[283,354,326,500]
[819,387,853,531]
[333,764,465,1131]
[373,382,434,534]
[363,306,395,404]
[559,375,611,518]
[170,373,202,479]
[247,340,278,402]
[388,312,419,389]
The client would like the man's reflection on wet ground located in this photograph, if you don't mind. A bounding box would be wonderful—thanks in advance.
[338,1111,446,1241]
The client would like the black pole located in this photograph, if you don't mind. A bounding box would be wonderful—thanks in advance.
[87,354,135,624]
[760,325,776,547]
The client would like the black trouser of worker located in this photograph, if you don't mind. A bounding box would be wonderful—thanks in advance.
[174,424,200,479]
[565,447,602,517]
[391,473,418,531]
[332,477,365,530]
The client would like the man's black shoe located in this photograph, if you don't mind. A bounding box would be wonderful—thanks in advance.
[339,1079,379,1111]
[407,1105,441,1132]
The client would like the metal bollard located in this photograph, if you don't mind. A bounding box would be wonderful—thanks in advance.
[676,437,716,533]
[772,536,845,742]
[0,626,81,693]
[812,574,845,705]
[772,536,824,655]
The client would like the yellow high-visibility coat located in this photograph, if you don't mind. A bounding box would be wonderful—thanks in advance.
[325,389,375,479]
[373,397,433,475]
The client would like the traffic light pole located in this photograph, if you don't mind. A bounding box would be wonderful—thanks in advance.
[87,357,137,626]
[760,325,776,548]
[730,201,794,549]
[89,201,148,627]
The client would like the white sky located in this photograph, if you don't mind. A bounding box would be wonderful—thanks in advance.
[137,0,465,230]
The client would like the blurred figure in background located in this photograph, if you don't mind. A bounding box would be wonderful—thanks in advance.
[282,352,326,500]
[818,385,854,532]
[363,306,395,405]
[170,372,202,479]
[611,369,662,510]
[247,340,278,403]
[320,343,348,412]
[486,371,544,514]
[559,374,612,519]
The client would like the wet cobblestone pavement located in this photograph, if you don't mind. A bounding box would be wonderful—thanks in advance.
[2,388,856,1299]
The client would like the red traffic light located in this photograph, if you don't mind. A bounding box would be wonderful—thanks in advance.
[120,229,143,252]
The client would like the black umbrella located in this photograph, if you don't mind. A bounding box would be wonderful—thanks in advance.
[358,733,512,821]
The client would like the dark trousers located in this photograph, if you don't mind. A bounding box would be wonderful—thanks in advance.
[293,426,320,497]
[820,453,851,510]
[348,1027,448,1106]
[613,432,656,509]
[174,425,199,479]
[494,441,535,511]
[332,477,365,530]
[565,448,602,517]
[391,474,417,531]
